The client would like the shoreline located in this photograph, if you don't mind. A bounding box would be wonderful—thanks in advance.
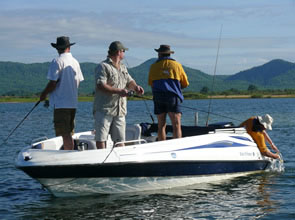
[1,94,295,103]
[208,94,295,99]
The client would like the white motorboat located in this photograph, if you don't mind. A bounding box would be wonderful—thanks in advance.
[15,122,272,197]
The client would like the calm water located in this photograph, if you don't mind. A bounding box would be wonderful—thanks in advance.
[0,98,294,219]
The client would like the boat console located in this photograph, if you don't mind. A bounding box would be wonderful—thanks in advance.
[140,121,237,138]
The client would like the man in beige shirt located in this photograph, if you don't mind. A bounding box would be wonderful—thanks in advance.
[93,41,144,149]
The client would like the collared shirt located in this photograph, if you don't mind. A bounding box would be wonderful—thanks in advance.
[148,57,189,101]
[47,52,84,109]
[93,57,134,116]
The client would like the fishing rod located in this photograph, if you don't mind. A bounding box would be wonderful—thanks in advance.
[125,59,155,123]
[206,25,223,126]
[123,41,239,124]
[131,94,241,123]
[3,100,40,143]
[142,97,155,124]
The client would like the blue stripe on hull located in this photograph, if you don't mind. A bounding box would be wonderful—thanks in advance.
[19,160,270,179]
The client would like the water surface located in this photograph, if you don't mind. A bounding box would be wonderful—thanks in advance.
[0,98,294,219]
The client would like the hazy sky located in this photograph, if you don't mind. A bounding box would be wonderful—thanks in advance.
[1,0,295,75]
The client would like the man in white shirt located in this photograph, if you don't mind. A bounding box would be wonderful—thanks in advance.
[40,36,84,150]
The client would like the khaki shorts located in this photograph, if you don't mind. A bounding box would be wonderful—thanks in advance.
[94,111,125,143]
[54,108,76,136]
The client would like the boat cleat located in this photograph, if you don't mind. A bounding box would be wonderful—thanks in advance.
[23,152,32,161]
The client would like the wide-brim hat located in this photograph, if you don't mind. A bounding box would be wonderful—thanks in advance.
[109,41,128,52]
[51,36,75,49]
[155,44,174,54]
[258,114,273,130]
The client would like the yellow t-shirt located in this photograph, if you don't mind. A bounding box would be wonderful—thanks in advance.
[240,117,268,153]
[148,59,189,88]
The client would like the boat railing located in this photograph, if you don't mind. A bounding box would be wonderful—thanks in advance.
[212,127,246,134]
[31,136,48,145]
[115,139,147,147]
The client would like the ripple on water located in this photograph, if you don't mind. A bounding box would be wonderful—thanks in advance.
[1,100,295,219]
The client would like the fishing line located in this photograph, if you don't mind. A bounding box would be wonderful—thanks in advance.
[142,97,155,123]
[131,94,241,123]
[206,24,223,126]
[3,100,40,143]
[125,58,155,123]
[101,145,116,163]
[123,41,240,123]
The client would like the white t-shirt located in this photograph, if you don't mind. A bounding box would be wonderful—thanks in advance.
[47,52,84,109]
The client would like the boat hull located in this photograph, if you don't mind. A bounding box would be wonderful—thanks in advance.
[19,160,269,178]
[18,160,269,197]
[15,127,272,197]
[37,171,264,197]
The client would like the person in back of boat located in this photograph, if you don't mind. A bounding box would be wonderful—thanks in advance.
[148,45,189,141]
[93,41,144,149]
[240,114,280,159]
[39,36,84,150]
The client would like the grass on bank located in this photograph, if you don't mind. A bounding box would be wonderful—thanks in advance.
[1,91,295,103]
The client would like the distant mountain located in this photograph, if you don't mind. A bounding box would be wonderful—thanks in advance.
[225,59,295,89]
[0,58,295,96]
[128,58,229,93]
[127,58,156,93]
[0,61,98,96]
[0,61,50,96]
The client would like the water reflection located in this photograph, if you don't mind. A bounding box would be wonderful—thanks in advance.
[256,175,276,213]
[13,173,282,220]
[187,173,280,219]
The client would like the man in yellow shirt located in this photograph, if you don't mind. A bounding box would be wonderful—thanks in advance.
[148,45,189,141]
[240,114,280,159]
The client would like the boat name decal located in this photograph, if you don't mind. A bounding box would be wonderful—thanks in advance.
[240,152,255,157]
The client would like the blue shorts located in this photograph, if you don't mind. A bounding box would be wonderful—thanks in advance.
[153,92,182,114]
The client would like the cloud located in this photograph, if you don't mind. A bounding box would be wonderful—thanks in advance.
[0,1,294,74]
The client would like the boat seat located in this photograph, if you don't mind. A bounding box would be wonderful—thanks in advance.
[74,125,142,150]
[75,139,97,150]
[33,139,63,150]
[125,124,142,141]
[75,133,115,150]
[78,125,142,143]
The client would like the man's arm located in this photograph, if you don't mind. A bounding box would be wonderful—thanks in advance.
[40,80,57,101]
[127,80,144,95]
[263,130,280,153]
[97,83,129,97]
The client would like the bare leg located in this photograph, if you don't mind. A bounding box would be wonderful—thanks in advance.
[168,112,182,138]
[62,134,74,150]
[96,141,106,149]
[157,113,167,141]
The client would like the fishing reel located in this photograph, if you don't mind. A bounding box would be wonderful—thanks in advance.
[44,100,49,108]
[127,90,135,97]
